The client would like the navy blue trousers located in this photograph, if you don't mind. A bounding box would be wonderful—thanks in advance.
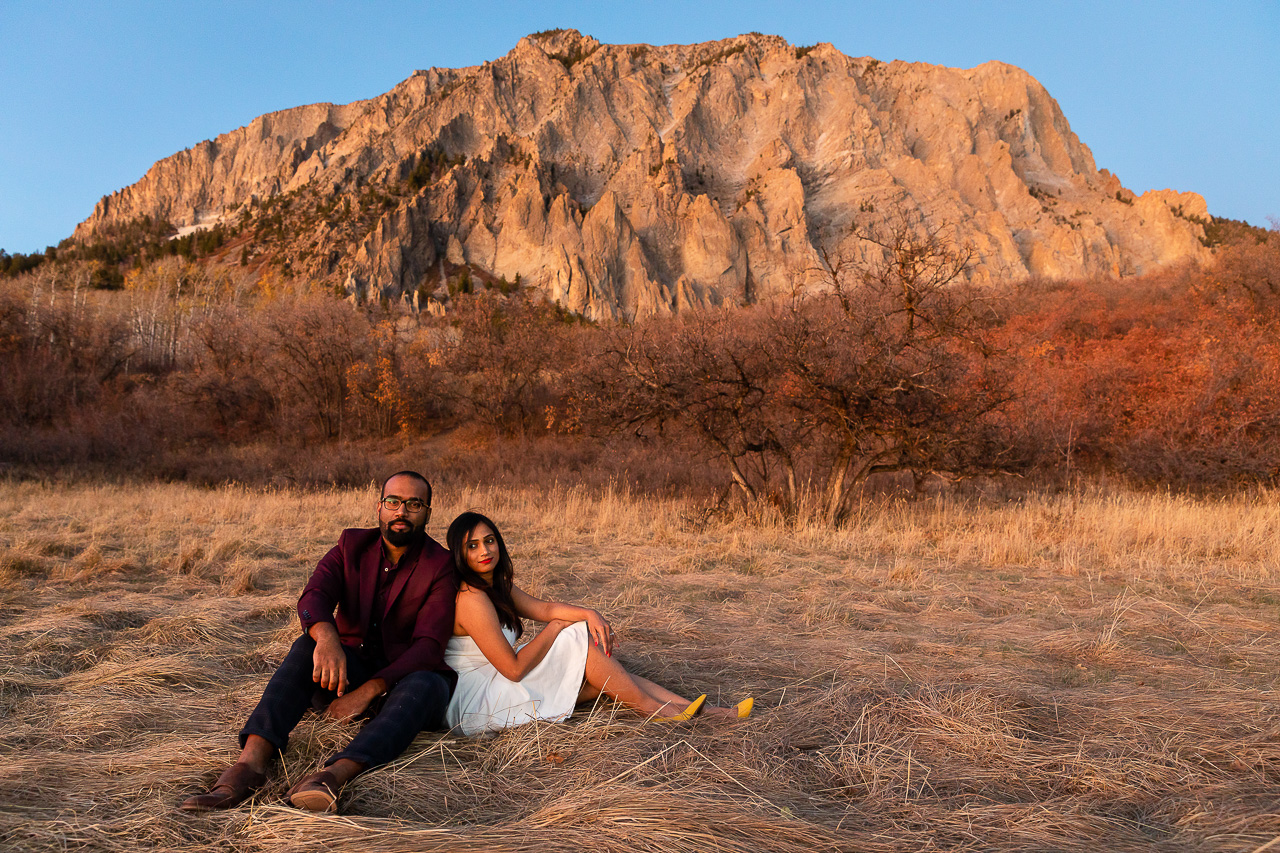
[239,634,451,768]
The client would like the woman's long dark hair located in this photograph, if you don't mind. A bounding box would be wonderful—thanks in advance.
[447,511,522,639]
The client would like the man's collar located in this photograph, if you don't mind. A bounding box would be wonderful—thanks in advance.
[381,533,427,568]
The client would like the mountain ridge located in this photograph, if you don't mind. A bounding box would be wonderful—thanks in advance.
[74,29,1211,319]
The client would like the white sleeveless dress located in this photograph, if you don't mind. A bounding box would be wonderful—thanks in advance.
[444,621,590,735]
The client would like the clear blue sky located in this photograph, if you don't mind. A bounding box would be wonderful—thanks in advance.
[1,0,1276,254]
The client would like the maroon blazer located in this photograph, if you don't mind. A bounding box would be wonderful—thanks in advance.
[296,528,457,687]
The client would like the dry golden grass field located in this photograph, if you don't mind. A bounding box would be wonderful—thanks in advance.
[3,479,1280,852]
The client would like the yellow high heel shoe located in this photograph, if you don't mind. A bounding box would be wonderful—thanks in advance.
[735,697,754,719]
[655,694,706,722]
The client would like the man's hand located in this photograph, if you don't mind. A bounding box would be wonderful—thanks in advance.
[310,623,348,696]
[325,678,386,721]
[584,609,614,656]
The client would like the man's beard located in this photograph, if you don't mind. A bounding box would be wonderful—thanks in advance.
[382,519,425,548]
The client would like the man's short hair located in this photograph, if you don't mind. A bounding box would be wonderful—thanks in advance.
[380,470,432,505]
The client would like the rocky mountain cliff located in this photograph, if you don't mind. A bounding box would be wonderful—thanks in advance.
[75,30,1211,319]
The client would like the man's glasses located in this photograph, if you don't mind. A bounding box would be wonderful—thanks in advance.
[380,497,429,513]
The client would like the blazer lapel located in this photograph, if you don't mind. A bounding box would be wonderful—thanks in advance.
[358,540,381,634]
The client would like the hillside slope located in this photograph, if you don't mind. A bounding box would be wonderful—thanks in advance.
[74,30,1210,319]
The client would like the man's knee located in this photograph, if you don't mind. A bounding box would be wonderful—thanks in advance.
[392,670,450,703]
[257,633,320,696]
[384,671,450,727]
[238,635,323,753]
[272,633,318,677]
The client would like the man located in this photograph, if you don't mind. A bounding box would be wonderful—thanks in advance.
[181,470,457,814]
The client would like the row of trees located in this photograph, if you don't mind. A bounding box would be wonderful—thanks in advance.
[2,226,1278,510]
[1,215,235,289]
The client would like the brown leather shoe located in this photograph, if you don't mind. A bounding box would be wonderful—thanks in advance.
[179,762,267,811]
[287,769,341,813]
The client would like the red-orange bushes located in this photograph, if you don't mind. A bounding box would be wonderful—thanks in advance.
[5,236,1280,494]
[1000,268,1280,487]
[582,278,1018,522]
[262,295,373,440]
[389,293,587,437]
[1210,235,1280,314]
[431,293,583,436]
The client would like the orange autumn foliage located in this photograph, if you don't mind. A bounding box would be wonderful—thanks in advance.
[999,258,1280,486]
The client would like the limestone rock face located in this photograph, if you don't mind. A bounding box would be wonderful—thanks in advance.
[77,101,370,233]
[75,30,1211,319]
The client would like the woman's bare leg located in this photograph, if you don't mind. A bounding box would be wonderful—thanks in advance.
[578,673,688,708]
[574,646,697,716]
[630,674,687,707]
[634,674,736,716]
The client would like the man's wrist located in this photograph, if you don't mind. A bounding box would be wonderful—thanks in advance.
[309,621,340,643]
[360,677,388,697]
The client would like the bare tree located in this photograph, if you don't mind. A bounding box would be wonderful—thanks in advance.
[425,292,580,436]
[171,306,277,441]
[265,295,370,439]
[586,307,795,505]
[0,266,133,427]
[587,220,1017,523]
[786,220,1014,522]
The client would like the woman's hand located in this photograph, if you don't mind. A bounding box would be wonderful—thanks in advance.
[508,585,615,656]
[584,609,614,656]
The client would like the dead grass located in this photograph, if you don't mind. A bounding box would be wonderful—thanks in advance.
[3,479,1280,851]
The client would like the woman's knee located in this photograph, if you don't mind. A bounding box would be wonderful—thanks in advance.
[583,643,628,689]
[585,642,611,665]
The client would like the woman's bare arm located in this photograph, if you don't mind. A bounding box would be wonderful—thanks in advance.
[512,585,613,655]
[455,586,570,681]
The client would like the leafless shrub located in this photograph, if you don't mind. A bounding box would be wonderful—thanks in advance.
[586,222,1017,523]
[423,292,583,435]
[263,294,372,439]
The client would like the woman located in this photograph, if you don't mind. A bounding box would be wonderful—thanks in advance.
[443,511,751,735]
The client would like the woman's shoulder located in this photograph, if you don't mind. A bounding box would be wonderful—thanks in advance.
[456,583,497,616]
